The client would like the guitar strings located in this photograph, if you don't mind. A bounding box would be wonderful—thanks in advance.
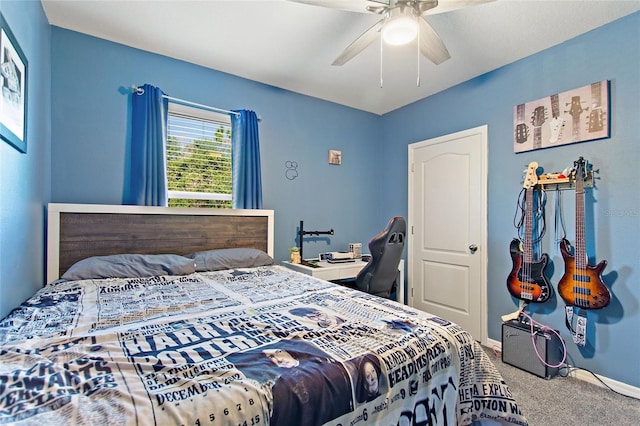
[521,189,528,296]
[575,163,586,307]
[512,188,527,296]
[512,186,547,300]
[514,189,547,243]
[531,188,546,297]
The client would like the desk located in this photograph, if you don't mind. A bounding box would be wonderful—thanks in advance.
[282,259,405,304]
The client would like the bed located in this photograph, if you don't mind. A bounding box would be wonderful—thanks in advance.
[0,204,528,426]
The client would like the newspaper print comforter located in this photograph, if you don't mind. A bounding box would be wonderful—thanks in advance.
[0,265,528,425]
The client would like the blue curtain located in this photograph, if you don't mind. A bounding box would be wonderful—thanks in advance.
[231,110,263,209]
[126,84,169,206]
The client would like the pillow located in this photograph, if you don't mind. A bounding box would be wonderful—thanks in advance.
[61,253,196,281]
[187,248,273,272]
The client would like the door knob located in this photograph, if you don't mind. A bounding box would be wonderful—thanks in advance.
[469,244,478,253]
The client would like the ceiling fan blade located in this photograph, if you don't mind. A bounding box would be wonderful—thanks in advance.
[418,18,450,65]
[290,0,390,14]
[332,19,384,66]
[420,0,494,16]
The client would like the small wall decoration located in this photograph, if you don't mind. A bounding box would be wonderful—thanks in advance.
[285,160,298,180]
[0,13,28,153]
[329,150,342,165]
[514,80,609,153]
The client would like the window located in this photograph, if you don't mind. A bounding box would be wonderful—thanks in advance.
[166,103,232,208]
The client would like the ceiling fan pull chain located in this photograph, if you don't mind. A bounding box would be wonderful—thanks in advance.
[416,20,421,87]
[380,36,384,88]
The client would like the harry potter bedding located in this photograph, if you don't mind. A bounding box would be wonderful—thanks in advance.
[0,251,528,425]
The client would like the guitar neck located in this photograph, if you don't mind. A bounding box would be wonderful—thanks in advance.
[516,104,525,123]
[575,172,586,270]
[533,127,542,149]
[571,116,581,141]
[591,81,602,108]
[568,96,583,141]
[523,188,534,263]
[551,94,560,119]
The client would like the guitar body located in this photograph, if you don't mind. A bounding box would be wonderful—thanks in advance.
[558,238,610,309]
[507,238,552,303]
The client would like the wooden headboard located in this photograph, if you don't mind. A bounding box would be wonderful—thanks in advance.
[47,203,274,283]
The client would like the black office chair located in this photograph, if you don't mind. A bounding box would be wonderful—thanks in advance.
[355,216,406,299]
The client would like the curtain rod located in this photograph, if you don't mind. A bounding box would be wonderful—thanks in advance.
[132,85,240,117]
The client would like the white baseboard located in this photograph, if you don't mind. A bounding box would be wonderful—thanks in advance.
[486,337,501,351]
[567,368,640,399]
[484,338,640,399]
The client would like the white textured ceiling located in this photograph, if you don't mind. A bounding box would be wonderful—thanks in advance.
[41,0,640,115]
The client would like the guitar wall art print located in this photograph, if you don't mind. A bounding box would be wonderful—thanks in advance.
[513,80,609,153]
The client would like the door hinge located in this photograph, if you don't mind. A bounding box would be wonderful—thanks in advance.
[411,163,414,172]
[411,226,414,234]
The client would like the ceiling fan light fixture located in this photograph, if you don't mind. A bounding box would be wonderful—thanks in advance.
[382,15,418,46]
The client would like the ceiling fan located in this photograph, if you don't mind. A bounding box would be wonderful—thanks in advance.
[292,0,494,66]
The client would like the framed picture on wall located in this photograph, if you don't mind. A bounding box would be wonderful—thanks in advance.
[0,12,28,153]
[329,150,342,165]
[513,80,609,153]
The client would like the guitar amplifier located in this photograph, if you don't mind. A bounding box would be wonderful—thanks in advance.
[501,319,563,379]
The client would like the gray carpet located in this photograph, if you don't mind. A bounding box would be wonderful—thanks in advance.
[483,346,640,425]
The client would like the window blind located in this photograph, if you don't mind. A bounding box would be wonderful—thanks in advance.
[166,104,232,208]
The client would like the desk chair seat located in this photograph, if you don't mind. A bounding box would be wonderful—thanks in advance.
[355,216,406,299]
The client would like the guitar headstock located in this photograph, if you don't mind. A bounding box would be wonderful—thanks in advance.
[523,162,539,189]
[588,109,606,132]
[515,123,530,143]
[530,106,547,128]
[567,96,587,118]
[573,157,588,181]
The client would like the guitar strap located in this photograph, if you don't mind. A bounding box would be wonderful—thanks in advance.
[565,306,587,346]
[554,191,567,253]
[534,188,546,244]
[513,188,525,239]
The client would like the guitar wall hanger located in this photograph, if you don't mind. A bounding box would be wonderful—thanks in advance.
[537,169,596,191]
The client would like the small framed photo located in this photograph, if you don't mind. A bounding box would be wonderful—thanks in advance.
[329,150,342,165]
[0,12,28,153]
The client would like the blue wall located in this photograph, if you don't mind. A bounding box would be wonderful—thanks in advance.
[1,0,638,389]
[49,28,384,265]
[0,0,51,317]
[381,13,639,388]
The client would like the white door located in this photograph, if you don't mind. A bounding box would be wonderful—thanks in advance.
[408,125,487,342]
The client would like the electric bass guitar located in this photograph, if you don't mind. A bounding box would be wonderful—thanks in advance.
[557,157,610,309]
[507,162,552,303]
